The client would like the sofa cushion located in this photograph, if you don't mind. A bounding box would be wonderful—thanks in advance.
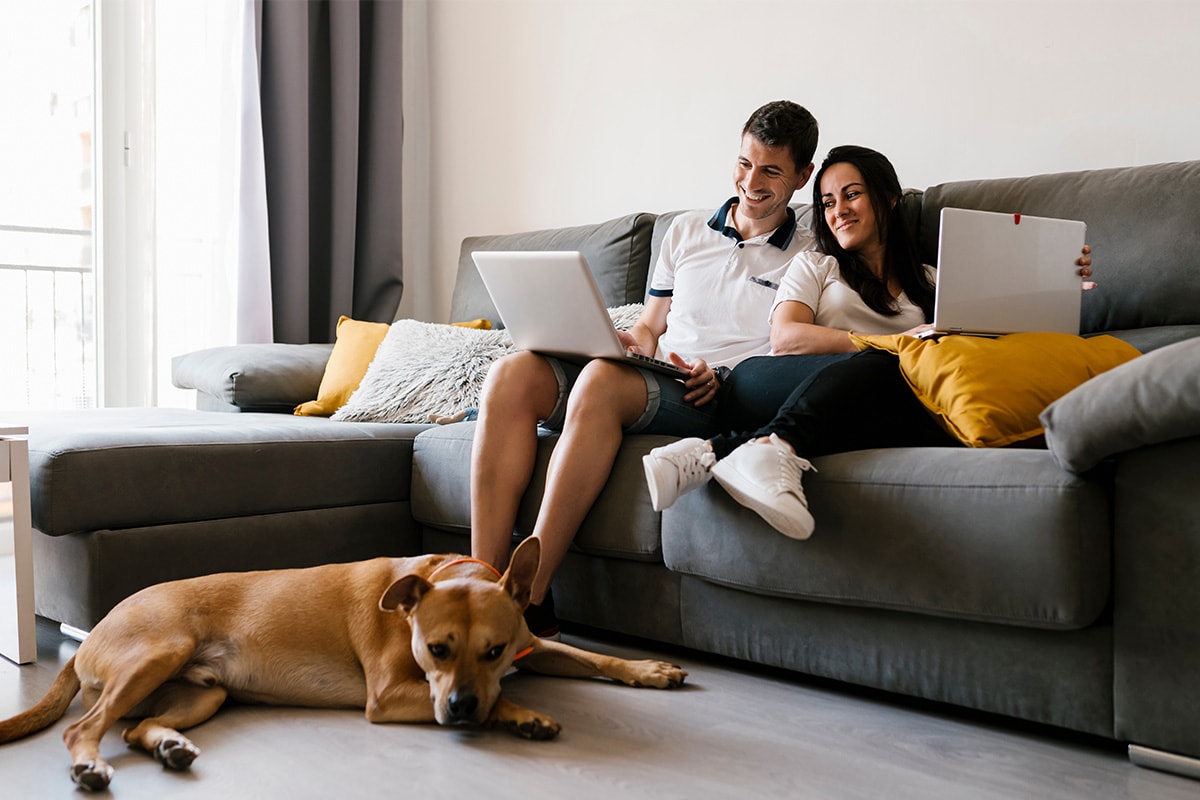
[920,160,1200,335]
[1041,337,1200,473]
[411,424,674,561]
[449,212,656,325]
[26,408,427,536]
[851,332,1140,448]
[663,446,1111,630]
[172,343,334,412]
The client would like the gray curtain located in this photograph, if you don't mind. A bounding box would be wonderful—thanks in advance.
[254,0,404,344]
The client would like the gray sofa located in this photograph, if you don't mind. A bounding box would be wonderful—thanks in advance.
[23,160,1200,776]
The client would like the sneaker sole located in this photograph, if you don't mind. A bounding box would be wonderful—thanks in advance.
[712,461,814,540]
[642,454,674,512]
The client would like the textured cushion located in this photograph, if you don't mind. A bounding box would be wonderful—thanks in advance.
[172,343,334,412]
[334,306,644,425]
[851,332,1141,448]
[333,320,517,424]
[295,316,390,417]
[449,212,655,324]
[1041,337,1200,472]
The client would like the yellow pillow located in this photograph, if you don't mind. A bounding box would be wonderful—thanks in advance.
[849,332,1141,448]
[451,318,493,330]
[294,316,391,416]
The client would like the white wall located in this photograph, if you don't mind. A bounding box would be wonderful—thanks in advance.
[415,0,1200,322]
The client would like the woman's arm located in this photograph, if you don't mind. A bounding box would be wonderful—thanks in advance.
[769,300,859,355]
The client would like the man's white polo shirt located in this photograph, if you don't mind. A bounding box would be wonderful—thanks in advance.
[650,198,817,369]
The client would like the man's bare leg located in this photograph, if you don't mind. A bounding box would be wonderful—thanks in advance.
[527,360,649,604]
[471,352,560,570]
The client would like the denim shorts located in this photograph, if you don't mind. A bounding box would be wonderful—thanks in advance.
[540,357,720,439]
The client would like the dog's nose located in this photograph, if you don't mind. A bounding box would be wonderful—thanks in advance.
[446,689,479,723]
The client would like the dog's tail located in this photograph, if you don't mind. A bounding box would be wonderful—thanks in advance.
[0,656,81,744]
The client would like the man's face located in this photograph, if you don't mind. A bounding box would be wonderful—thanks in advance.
[731,134,811,235]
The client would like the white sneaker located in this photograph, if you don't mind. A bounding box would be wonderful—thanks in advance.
[711,433,817,540]
[643,437,716,511]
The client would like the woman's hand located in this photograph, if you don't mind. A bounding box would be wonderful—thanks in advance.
[1078,245,1097,291]
[902,323,936,338]
[671,353,720,407]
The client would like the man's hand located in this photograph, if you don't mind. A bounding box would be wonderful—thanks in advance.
[670,353,720,407]
[617,330,643,353]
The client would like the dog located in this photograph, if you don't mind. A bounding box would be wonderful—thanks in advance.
[0,537,686,790]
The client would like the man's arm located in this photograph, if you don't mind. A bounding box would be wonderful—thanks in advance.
[769,300,858,354]
[620,295,671,356]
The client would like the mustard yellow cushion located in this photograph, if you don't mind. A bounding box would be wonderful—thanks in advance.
[849,332,1141,448]
[294,316,391,416]
[451,318,492,330]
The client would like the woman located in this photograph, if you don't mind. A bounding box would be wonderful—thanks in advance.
[715,144,937,437]
[644,145,1093,539]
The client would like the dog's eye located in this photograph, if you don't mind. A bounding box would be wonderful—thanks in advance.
[427,643,449,660]
[483,645,506,662]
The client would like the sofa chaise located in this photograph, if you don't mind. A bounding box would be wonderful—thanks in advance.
[21,159,1200,777]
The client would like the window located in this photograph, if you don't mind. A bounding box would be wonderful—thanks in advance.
[1,0,244,412]
[0,1,96,411]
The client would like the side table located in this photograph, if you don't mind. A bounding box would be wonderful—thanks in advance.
[1,425,35,664]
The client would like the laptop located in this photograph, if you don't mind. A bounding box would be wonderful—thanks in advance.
[470,250,689,378]
[923,207,1087,337]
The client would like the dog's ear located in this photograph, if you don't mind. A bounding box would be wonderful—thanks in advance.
[501,537,541,610]
[380,574,433,614]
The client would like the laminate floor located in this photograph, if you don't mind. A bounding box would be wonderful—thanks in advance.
[1,617,1195,799]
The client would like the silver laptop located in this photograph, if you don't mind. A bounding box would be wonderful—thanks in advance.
[471,250,688,379]
[926,207,1087,337]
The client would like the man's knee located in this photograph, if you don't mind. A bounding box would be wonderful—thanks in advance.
[480,351,557,413]
[565,361,647,423]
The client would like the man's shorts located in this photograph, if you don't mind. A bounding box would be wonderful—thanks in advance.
[540,356,720,439]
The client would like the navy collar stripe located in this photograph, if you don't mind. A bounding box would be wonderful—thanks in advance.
[707,198,797,250]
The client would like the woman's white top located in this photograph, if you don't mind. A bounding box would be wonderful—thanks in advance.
[772,250,933,340]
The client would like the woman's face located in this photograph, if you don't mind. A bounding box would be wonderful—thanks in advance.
[819,162,880,254]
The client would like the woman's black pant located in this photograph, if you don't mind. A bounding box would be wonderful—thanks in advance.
[711,349,960,460]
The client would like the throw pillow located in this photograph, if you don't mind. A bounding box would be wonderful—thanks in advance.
[451,318,493,330]
[294,316,391,417]
[334,304,645,424]
[849,332,1141,448]
[1040,337,1200,472]
[332,320,516,424]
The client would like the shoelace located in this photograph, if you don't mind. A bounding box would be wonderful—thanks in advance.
[675,448,716,491]
[773,444,816,501]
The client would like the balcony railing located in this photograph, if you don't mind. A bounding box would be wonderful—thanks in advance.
[0,224,96,410]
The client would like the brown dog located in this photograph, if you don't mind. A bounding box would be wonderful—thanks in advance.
[0,537,685,790]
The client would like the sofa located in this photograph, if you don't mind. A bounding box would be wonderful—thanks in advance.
[21,159,1200,777]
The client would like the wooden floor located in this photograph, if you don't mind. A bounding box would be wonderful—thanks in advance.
[1,617,1195,799]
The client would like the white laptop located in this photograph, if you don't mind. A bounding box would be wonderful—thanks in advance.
[471,250,688,379]
[925,207,1087,337]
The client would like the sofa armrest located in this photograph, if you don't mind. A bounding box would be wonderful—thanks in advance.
[171,343,334,413]
[1112,437,1200,759]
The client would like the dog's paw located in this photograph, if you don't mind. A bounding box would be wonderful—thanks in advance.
[503,713,561,740]
[154,736,201,770]
[621,659,688,689]
[70,760,115,791]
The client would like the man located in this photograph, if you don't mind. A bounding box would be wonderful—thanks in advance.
[471,101,819,637]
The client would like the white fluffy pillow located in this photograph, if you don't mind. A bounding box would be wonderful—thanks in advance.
[333,305,644,424]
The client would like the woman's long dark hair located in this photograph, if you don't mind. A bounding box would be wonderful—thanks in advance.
[812,145,935,321]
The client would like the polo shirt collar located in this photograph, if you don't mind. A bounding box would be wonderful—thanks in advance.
[707,197,797,250]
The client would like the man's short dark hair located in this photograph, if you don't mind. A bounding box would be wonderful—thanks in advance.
[742,101,819,173]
